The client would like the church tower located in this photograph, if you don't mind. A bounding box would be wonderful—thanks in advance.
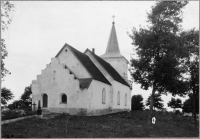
[101,20,128,80]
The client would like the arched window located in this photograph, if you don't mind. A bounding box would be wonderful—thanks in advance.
[102,88,106,104]
[117,91,120,105]
[125,93,127,106]
[61,94,67,103]
[42,93,48,107]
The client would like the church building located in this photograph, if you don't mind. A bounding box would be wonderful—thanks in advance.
[31,21,132,116]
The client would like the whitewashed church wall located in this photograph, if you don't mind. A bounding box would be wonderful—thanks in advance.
[32,82,40,109]
[31,57,90,111]
[57,46,91,78]
[103,57,128,80]
[112,81,131,111]
[86,80,111,115]
[85,51,131,112]
[88,80,111,109]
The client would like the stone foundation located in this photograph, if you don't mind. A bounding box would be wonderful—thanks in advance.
[42,107,130,116]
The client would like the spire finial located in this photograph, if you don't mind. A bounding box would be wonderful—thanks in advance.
[112,15,115,24]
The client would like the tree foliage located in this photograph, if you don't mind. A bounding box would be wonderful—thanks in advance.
[129,1,188,119]
[179,29,199,120]
[1,87,14,105]
[21,85,32,102]
[131,95,144,110]
[8,100,26,109]
[1,1,14,79]
[129,1,188,94]
[146,93,164,110]
[182,94,199,114]
[20,85,32,107]
[167,97,182,110]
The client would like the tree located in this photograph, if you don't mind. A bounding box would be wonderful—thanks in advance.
[20,85,32,107]
[182,93,199,114]
[179,29,199,120]
[12,100,26,109]
[146,93,164,110]
[1,1,14,80]
[168,97,182,111]
[1,87,14,105]
[129,1,188,122]
[131,95,144,110]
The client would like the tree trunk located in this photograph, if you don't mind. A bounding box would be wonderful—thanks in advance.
[148,82,156,124]
[0,42,1,96]
[192,89,196,121]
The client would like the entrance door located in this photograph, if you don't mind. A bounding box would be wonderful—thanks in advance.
[43,94,48,107]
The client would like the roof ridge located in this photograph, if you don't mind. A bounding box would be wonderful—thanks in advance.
[87,49,130,87]
[66,45,111,86]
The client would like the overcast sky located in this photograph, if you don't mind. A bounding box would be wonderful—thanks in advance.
[2,1,199,110]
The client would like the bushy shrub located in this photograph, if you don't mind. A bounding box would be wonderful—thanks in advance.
[175,110,181,115]
[2,110,21,120]
[21,107,32,112]
[2,109,37,121]
[131,95,144,111]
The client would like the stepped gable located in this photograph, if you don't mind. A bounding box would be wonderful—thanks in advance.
[88,50,130,87]
[56,43,111,86]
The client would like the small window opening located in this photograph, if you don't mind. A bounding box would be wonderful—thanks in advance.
[102,88,106,104]
[117,91,120,105]
[61,94,67,103]
[125,94,127,106]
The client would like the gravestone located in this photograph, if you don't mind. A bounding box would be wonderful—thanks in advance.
[37,100,42,115]
[32,102,36,111]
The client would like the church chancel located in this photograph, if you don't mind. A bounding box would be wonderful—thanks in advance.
[31,20,132,116]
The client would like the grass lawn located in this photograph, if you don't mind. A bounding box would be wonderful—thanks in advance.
[2,110,199,138]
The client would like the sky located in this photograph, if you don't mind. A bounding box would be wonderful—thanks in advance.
[2,1,199,110]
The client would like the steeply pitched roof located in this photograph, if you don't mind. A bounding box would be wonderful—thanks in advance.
[86,50,130,87]
[79,78,93,89]
[101,22,128,62]
[56,43,111,86]
[106,22,120,53]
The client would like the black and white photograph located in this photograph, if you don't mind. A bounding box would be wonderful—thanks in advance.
[1,1,199,138]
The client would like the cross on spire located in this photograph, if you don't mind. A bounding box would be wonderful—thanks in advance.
[112,15,115,24]
[105,15,120,54]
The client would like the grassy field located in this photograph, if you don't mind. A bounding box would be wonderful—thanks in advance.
[1,110,199,138]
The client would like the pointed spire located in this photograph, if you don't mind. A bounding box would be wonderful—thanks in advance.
[105,19,120,54]
[101,17,127,60]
